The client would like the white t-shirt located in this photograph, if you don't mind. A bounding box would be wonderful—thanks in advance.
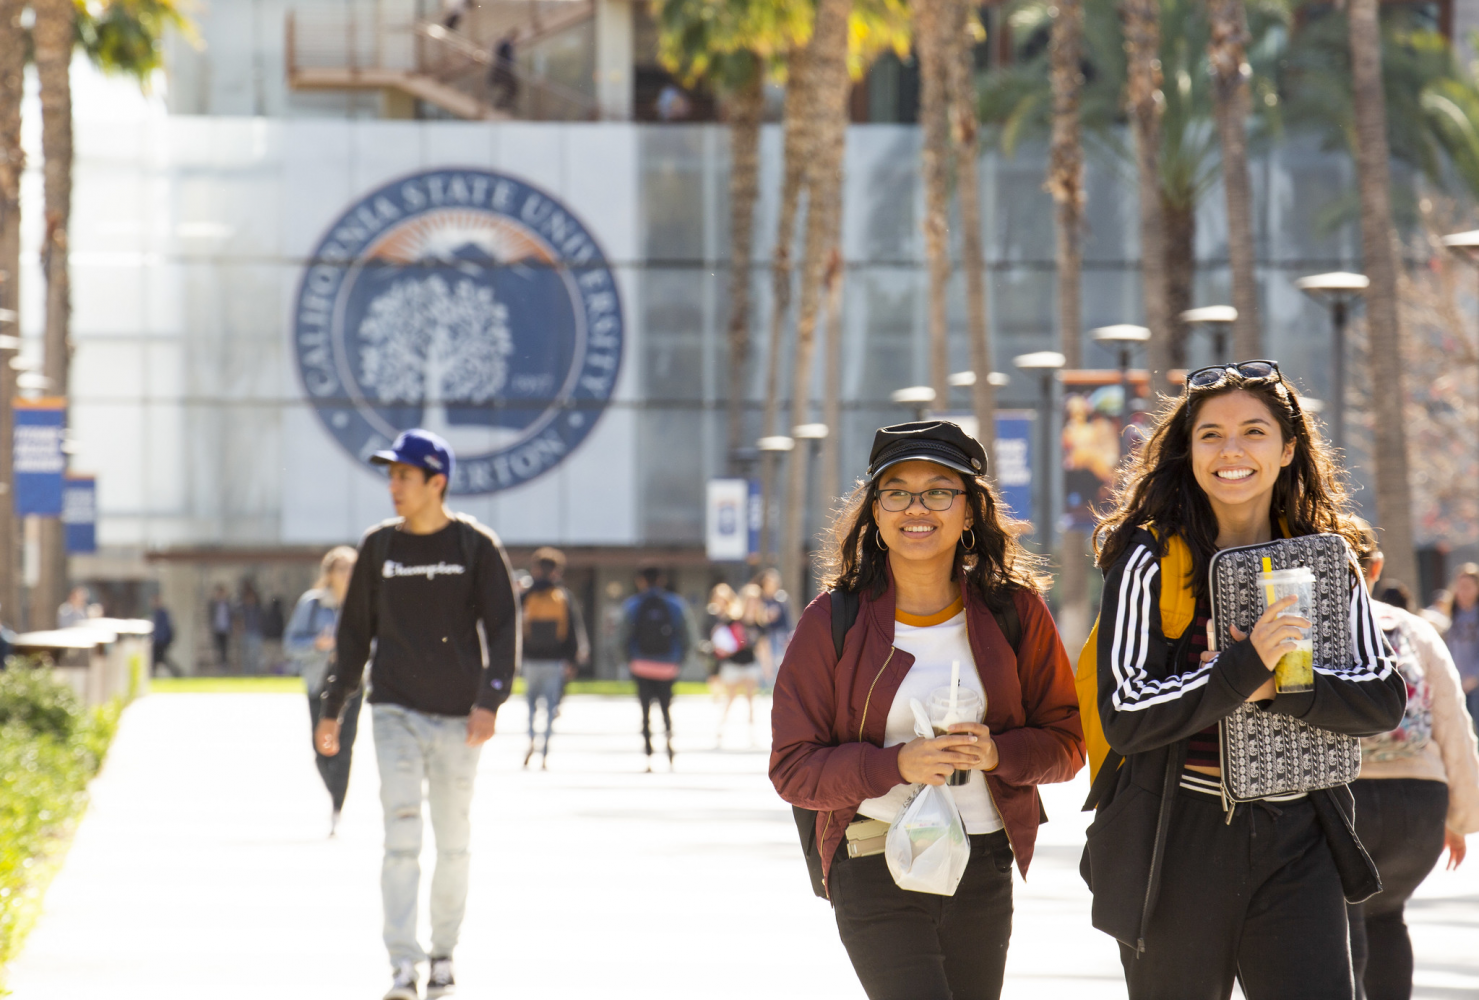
[855,606,1004,834]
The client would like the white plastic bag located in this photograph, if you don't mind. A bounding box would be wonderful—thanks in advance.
[884,699,971,895]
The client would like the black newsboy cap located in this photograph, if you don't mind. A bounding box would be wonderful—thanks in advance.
[867,420,988,481]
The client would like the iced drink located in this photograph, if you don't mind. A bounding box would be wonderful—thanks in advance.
[1258,565,1316,694]
[927,686,985,785]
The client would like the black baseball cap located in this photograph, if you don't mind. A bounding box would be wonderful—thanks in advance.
[369,428,455,480]
[867,420,987,481]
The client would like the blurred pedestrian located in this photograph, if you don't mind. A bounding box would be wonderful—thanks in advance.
[263,595,286,673]
[440,0,471,30]
[521,546,588,769]
[314,429,519,1000]
[1437,564,1479,733]
[621,567,690,772]
[288,545,360,835]
[57,586,89,628]
[759,568,791,688]
[1084,364,1403,999]
[711,583,764,743]
[1349,523,1479,1000]
[488,32,518,110]
[208,584,232,670]
[771,420,1084,1000]
[240,584,264,675]
[151,595,180,677]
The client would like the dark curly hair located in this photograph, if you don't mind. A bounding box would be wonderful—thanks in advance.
[818,469,1050,611]
[1094,370,1362,603]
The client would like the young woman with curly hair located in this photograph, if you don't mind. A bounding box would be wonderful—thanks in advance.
[1085,361,1407,1000]
[770,420,1085,1000]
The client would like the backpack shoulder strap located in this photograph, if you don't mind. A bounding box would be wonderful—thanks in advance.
[991,594,1023,655]
[1152,529,1197,642]
[829,588,860,661]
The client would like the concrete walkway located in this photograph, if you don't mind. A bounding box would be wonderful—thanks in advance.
[7,692,1479,999]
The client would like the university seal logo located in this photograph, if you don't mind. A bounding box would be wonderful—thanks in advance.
[293,168,625,495]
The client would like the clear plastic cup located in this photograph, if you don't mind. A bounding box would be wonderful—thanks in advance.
[1258,566,1315,694]
[927,686,985,785]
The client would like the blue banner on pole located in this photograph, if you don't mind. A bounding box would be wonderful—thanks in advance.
[748,479,762,560]
[63,476,96,554]
[14,399,66,516]
[993,412,1033,523]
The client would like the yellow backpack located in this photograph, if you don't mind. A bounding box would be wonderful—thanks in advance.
[1074,532,1197,787]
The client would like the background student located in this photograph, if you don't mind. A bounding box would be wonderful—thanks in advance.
[520,546,588,769]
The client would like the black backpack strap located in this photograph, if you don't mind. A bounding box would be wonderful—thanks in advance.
[829,588,860,661]
[1082,748,1125,812]
[990,595,1022,656]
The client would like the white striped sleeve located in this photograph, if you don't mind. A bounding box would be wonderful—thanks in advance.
[1319,569,1397,682]
[1107,544,1217,713]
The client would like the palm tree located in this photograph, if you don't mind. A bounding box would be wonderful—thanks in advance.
[780,0,852,609]
[27,0,192,627]
[33,0,76,628]
[1347,0,1418,588]
[914,0,953,406]
[0,0,21,625]
[656,0,808,477]
[945,0,994,460]
[1207,0,1260,358]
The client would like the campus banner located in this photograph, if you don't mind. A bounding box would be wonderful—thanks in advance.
[14,398,66,516]
[1061,372,1150,531]
[63,475,97,554]
[940,412,1033,522]
[706,478,749,562]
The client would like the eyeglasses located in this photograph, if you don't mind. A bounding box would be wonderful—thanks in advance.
[877,488,967,512]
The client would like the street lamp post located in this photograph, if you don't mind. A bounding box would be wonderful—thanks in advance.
[1440,230,1479,530]
[1295,272,1368,455]
[1013,351,1066,549]
[1180,305,1238,361]
[755,434,795,566]
[1090,324,1151,427]
[889,385,937,423]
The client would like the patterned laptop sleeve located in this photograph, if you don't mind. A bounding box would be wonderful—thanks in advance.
[1208,534,1362,802]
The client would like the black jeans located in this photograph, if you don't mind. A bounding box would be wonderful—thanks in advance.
[307,687,362,812]
[636,678,673,755]
[830,830,1015,1000]
[1121,791,1352,1000]
[1347,778,1449,1000]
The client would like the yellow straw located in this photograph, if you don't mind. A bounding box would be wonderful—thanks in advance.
[1262,556,1276,606]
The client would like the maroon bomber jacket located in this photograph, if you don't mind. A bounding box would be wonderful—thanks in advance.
[769,576,1086,896]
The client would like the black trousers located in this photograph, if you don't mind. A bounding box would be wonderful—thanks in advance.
[1121,791,1353,1000]
[1347,778,1449,1000]
[830,830,1015,1000]
[307,687,362,812]
[636,678,673,755]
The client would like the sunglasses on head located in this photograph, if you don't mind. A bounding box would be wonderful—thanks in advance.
[1184,360,1303,417]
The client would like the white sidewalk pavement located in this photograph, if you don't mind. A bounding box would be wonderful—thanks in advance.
[7,691,1479,999]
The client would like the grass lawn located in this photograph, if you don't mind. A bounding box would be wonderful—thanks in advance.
[150,677,715,697]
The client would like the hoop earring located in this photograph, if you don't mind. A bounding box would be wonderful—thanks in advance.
[961,527,976,550]
[874,528,888,552]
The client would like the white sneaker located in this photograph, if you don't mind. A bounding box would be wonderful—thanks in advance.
[426,957,456,998]
[383,961,418,1000]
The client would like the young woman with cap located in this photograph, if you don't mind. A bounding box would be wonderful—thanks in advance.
[770,420,1085,1000]
[1087,362,1406,1000]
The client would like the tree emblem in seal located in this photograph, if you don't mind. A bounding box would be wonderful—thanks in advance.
[292,168,625,495]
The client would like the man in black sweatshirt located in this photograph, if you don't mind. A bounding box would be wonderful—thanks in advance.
[314,429,519,1000]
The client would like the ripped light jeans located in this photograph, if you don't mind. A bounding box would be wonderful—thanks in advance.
[371,704,482,966]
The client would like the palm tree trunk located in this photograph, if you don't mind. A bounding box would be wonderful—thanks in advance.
[0,0,24,627]
[725,61,764,476]
[1121,0,1172,397]
[34,0,74,630]
[781,0,850,612]
[1047,0,1085,370]
[913,0,953,407]
[1348,0,1418,587]
[1207,0,1260,358]
[1163,195,1195,370]
[759,44,813,565]
[946,0,994,463]
[820,249,844,520]
[1048,0,1090,653]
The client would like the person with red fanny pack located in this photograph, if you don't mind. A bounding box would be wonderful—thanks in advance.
[621,567,693,771]
[770,420,1085,1000]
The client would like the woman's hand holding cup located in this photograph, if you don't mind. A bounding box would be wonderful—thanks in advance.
[898,733,978,786]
